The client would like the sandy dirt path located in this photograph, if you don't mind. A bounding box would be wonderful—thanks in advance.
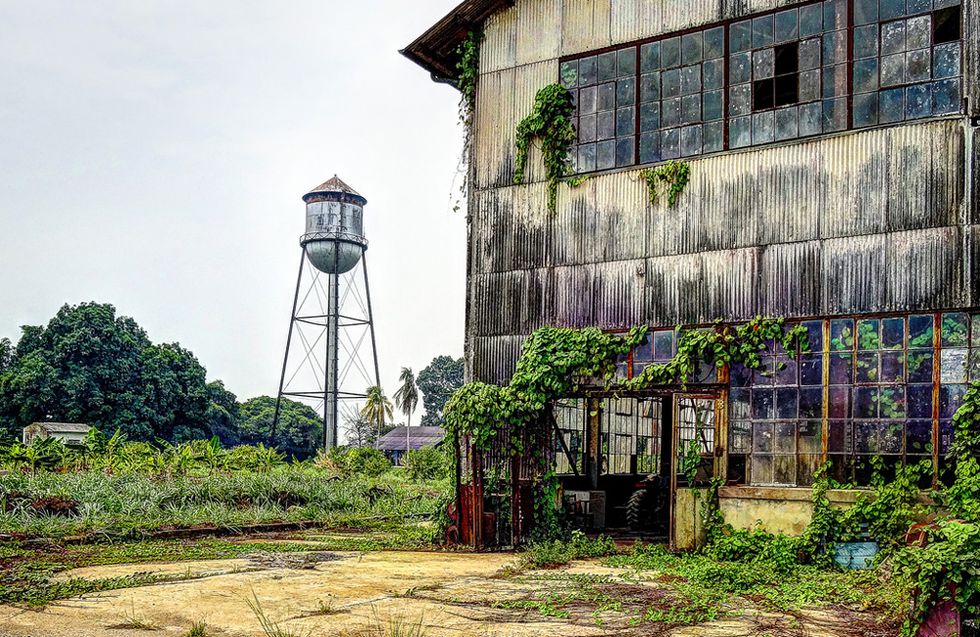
[0,551,888,637]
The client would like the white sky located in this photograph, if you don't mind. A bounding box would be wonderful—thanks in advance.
[0,1,467,428]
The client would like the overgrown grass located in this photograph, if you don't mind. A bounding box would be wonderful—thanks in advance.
[0,466,448,539]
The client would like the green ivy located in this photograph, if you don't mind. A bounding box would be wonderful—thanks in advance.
[455,29,482,124]
[639,160,691,207]
[513,83,576,214]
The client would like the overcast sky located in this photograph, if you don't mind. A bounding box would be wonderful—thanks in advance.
[0,1,466,431]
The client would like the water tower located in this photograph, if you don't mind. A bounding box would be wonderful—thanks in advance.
[272,175,380,449]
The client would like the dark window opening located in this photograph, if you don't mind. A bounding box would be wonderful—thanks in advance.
[754,42,799,111]
[774,73,799,106]
[754,78,776,110]
[774,41,799,75]
[933,6,961,45]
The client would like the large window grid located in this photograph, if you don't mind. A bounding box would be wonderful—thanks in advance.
[727,311,979,487]
[559,0,962,173]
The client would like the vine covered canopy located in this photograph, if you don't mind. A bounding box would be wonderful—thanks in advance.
[443,318,808,452]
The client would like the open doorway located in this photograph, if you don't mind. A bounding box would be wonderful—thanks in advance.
[553,391,724,544]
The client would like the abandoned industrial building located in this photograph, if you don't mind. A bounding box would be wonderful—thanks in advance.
[403,0,979,549]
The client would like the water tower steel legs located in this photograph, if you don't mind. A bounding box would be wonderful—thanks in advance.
[271,245,379,451]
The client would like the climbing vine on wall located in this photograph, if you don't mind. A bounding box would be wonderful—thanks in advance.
[639,160,691,207]
[513,83,576,214]
[455,29,482,124]
[443,317,809,538]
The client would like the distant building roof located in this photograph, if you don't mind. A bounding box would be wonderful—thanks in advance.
[377,427,446,452]
[27,422,92,433]
[400,0,514,81]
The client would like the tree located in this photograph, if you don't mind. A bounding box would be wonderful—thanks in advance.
[416,356,464,426]
[360,385,393,447]
[0,338,11,374]
[237,396,322,459]
[343,413,394,448]
[0,302,212,441]
[393,367,419,455]
[205,380,240,446]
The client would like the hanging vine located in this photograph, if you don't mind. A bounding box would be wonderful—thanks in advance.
[513,83,576,214]
[639,160,691,207]
[449,29,483,214]
[455,29,482,124]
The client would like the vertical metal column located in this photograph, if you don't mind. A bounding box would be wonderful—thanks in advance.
[324,249,340,449]
[271,252,307,444]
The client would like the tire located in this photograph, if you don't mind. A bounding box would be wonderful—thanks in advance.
[626,488,648,531]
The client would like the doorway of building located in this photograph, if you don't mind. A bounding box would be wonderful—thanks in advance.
[553,391,725,543]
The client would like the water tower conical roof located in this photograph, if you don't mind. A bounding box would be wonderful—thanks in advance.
[303,175,365,203]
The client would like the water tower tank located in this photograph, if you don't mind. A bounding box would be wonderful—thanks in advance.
[301,175,368,274]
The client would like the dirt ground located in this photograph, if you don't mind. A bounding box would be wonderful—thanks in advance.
[0,548,892,637]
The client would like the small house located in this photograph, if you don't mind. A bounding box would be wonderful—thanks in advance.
[377,426,446,465]
[22,422,92,446]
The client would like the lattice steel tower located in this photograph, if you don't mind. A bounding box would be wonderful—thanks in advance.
[273,176,380,449]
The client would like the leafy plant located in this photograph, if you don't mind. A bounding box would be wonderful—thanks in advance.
[513,83,576,213]
[639,160,690,207]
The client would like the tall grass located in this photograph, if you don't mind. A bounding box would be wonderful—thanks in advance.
[0,466,447,539]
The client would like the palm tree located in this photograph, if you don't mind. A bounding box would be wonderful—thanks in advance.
[361,385,393,449]
[393,367,419,464]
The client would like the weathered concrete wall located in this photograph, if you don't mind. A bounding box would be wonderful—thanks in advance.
[674,486,865,550]
[467,0,979,384]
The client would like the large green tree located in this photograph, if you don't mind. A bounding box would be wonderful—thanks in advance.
[0,302,211,441]
[237,396,322,459]
[205,380,240,446]
[416,356,464,426]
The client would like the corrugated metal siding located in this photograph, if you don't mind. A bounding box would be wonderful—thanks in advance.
[472,335,526,385]
[476,120,964,267]
[515,0,561,66]
[481,7,517,74]
[594,259,646,328]
[758,241,822,317]
[466,1,974,385]
[560,0,611,56]
[884,226,966,311]
[821,234,887,315]
[553,264,596,326]
[966,0,978,117]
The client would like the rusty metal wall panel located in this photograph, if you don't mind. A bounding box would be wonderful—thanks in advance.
[758,241,822,318]
[821,234,888,315]
[885,123,963,232]
[550,180,594,266]
[701,249,760,322]
[645,253,705,326]
[593,172,649,262]
[593,260,646,329]
[972,226,979,305]
[473,69,516,191]
[481,7,518,74]
[553,264,596,326]
[472,335,526,385]
[515,0,561,66]
[510,183,553,270]
[885,227,966,312]
[966,0,979,117]
[560,0,611,56]
[471,269,553,336]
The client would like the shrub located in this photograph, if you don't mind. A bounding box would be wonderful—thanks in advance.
[404,446,448,482]
[521,530,617,568]
[328,447,391,478]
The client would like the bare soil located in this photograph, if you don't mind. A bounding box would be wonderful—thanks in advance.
[0,549,896,637]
